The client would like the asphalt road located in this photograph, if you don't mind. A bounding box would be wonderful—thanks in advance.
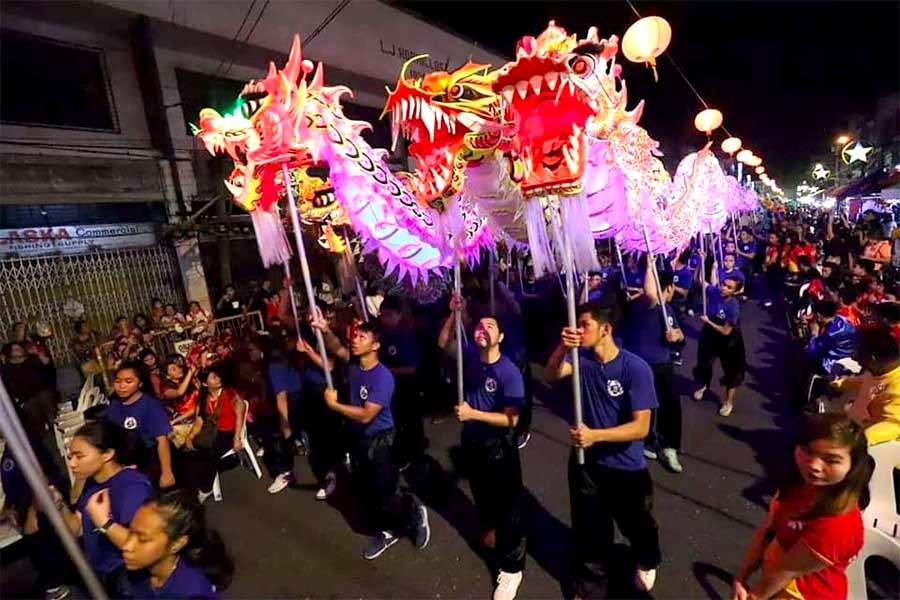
[1,298,808,599]
[206,298,802,599]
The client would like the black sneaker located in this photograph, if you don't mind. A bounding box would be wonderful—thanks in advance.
[516,432,532,450]
[413,504,431,549]
[671,352,683,366]
[364,531,399,560]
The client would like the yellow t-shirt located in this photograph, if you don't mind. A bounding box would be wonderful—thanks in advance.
[843,364,900,445]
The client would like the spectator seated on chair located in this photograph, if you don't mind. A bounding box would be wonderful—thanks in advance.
[838,325,900,445]
[806,300,856,377]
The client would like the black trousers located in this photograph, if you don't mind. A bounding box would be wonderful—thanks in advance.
[392,378,426,463]
[568,456,661,599]
[180,430,238,493]
[646,362,682,451]
[350,429,417,536]
[693,326,746,389]
[301,383,344,484]
[513,361,534,437]
[462,430,527,573]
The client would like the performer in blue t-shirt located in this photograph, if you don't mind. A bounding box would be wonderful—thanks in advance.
[314,316,430,561]
[546,297,661,597]
[622,259,686,474]
[692,256,747,417]
[439,294,527,600]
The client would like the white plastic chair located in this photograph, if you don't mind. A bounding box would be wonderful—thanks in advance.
[211,400,261,502]
[866,440,900,535]
[845,525,900,599]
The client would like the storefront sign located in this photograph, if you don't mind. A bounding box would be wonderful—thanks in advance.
[0,223,158,258]
[379,39,451,79]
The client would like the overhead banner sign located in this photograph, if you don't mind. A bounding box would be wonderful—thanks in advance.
[0,223,158,258]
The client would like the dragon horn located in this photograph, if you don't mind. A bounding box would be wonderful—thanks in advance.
[399,54,430,85]
[283,34,303,83]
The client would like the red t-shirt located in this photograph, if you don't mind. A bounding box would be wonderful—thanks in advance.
[836,305,861,327]
[160,381,198,417]
[205,387,238,432]
[764,486,863,600]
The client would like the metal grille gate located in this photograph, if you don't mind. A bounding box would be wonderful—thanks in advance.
[0,246,184,364]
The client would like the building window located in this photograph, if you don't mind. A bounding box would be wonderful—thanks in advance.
[175,69,244,136]
[0,29,118,131]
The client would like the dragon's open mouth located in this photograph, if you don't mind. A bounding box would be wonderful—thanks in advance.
[495,65,594,195]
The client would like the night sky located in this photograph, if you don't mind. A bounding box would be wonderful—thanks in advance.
[395,0,899,189]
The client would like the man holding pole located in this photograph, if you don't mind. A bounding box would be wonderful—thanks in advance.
[439,293,527,600]
[546,297,661,597]
[622,258,686,473]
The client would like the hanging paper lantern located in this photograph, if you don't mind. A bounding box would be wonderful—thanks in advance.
[694,109,723,135]
[621,16,672,81]
[736,149,754,164]
[755,166,765,175]
[721,137,742,155]
[747,155,763,168]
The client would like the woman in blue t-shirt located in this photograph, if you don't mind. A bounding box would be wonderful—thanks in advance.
[123,489,233,599]
[52,420,153,597]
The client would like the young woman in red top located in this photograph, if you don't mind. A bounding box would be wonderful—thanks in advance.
[160,359,199,421]
[733,414,872,600]
[182,367,247,499]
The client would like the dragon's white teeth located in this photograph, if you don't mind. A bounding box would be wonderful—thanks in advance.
[501,86,515,104]
[400,98,409,121]
[412,97,421,119]
[448,114,456,134]
[433,169,448,190]
[545,71,559,91]
[529,75,543,95]
[391,120,400,152]
[420,102,436,142]
[515,81,528,99]
[567,79,576,95]
[562,145,578,173]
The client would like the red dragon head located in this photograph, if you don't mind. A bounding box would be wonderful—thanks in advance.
[494,22,619,197]
[194,35,318,212]
[383,58,506,212]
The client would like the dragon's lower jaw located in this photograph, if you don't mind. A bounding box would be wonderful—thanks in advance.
[517,125,585,197]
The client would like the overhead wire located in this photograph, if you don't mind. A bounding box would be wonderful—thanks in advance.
[222,0,271,77]
[214,0,258,76]
[303,0,353,47]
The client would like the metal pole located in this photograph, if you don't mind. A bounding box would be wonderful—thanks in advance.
[343,230,368,323]
[0,381,109,600]
[700,233,708,316]
[731,213,739,245]
[454,259,464,406]
[640,222,669,327]
[717,232,725,265]
[488,247,496,314]
[282,164,333,389]
[614,238,628,290]
[283,261,302,339]
[516,251,525,295]
[562,221,585,465]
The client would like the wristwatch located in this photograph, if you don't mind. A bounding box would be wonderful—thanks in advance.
[96,518,115,535]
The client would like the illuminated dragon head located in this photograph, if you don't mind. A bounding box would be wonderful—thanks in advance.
[195,36,320,212]
[383,58,505,211]
[494,21,619,197]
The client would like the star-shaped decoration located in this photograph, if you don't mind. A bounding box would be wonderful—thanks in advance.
[812,164,831,180]
[842,141,873,165]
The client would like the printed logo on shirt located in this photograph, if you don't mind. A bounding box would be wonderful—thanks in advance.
[387,345,398,356]
[484,377,498,393]
[717,309,726,320]
[123,416,138,430]
[787,520,804,531]
[667,316,675,328]
[1,458,13,472]
[606,380,624,397]
[359,385,369,401]
[673,275,681,283]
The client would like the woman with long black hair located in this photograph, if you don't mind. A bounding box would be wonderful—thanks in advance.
[732,414,872,600]
[123,489,234,599]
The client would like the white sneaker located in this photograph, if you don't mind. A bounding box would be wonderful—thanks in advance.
[687,308,695,317]
[718,402,734,417]
[692,387,706,401]
[255,446,265,458]
[267,472,292,494]
[316,472,337,500]
[493,570,523,600]
[634,567,657,592]
[660,448,683,473]
[643,448,658,460]
[198,489,214,504]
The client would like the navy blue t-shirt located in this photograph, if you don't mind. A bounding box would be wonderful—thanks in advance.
[463,348,525,438]
[77,468,152,575]
[268,362,302,396]
[132,560,219,599]
[737,240,756,267]
[1,448,29,511]
[348,362,395,437]
[106,394,172,447]
[672,266,693,292]
[624,268,644,289]
[380,329,419,371]
[622,297,680,366]
[567,348,657,470]
[706,285,740,327]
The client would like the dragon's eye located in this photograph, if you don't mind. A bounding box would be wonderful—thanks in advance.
[448,84,464,99]
[568,55,596,77]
